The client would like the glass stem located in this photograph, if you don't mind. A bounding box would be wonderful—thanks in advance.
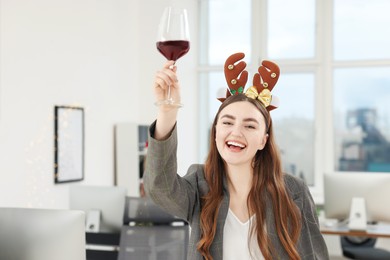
[167,85,172,102]
[167,61,176,102]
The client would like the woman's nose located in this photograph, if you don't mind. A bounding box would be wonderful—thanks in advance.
[231,125,243,137]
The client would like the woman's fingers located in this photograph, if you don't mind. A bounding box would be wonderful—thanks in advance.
[154,61,178,90]
[164,60,174,68]
[155,72,174,90]
[153,60,181,105]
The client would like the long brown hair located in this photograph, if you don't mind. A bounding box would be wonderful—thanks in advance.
[197,94,302,259]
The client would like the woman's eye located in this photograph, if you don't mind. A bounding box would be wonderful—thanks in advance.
[222,121,232,125]
[246,125,256,129]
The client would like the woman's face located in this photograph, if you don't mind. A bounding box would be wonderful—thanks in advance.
[215,101,268,167]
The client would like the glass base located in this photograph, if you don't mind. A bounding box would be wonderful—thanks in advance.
[154,98,183,108]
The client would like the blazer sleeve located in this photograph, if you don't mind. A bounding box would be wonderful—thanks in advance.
[284,174,329,259]
[143,121,198,222]
[300,182,330,260]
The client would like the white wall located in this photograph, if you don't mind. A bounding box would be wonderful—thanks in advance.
[0,0,198,209]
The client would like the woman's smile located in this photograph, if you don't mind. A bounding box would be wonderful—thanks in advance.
[226,140,246,152]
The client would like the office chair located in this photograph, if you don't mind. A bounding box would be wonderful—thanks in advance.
[341,236,390,259]
[118,197,189,260]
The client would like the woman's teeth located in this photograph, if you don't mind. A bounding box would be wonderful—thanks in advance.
[226,141,246,149]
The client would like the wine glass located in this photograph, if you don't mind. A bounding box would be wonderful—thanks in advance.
[155,6,190,107]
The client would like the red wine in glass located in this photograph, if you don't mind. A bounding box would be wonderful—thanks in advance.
[156,40,190,61]
[155,7,190,107]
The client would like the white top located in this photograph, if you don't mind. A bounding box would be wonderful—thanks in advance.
[223,209,264,260]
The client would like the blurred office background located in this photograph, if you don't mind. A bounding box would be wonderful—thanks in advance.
[1,0,389,258]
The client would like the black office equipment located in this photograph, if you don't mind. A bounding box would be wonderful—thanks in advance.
[85,232,121,260]
[341,236,390,259]
[123,196,183,225]
[118,197,189,260]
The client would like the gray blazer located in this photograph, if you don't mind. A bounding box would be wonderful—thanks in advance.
[144,122,329,259]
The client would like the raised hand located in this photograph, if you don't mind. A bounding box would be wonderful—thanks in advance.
[154,60,181,140]
[154,60,181,109]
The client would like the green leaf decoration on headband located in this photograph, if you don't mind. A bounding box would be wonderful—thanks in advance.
[230,86,244,96]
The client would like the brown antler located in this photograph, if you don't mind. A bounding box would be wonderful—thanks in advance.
[218,53,248,102]
[252,60,280,111]
[252,60,280,92]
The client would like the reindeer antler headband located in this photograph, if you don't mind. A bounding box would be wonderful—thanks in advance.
[218,52,280,111]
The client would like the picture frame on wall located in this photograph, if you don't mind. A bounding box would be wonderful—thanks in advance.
[54,106,84,183]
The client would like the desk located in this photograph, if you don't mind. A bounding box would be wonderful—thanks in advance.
[321,223,390,238]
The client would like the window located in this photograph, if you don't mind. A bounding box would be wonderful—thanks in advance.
[199,0,390,202]
[333,0,390,60]
[272,73,315,185]
[205,0,251,65]
[268,0,316,59]
[333,0,390,174]
[334,67,390,172]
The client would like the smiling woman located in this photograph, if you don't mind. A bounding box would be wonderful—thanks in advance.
[143,53,329,259]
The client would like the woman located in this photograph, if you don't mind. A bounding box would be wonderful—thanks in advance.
[144,53,329,260]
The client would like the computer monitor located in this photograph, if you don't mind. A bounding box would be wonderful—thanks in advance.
[69,185,127,233]
[324,172,390,224]
[0,207,85,260]
[123,196,184,225]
